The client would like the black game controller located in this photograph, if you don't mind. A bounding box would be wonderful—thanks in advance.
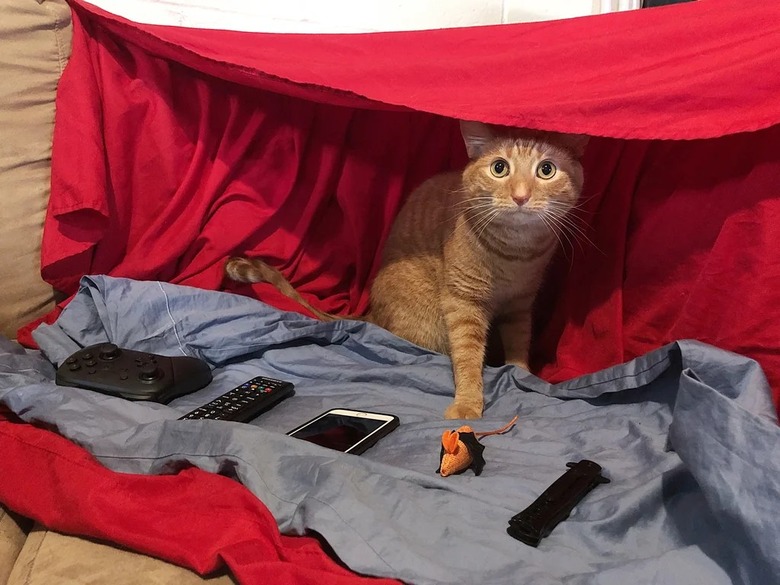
[55,343,213,403]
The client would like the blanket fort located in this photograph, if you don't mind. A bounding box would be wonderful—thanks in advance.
[5,1,780,582]
[25,0,780,413]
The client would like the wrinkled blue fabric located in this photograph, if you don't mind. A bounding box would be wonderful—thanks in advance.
[1,275,778,585]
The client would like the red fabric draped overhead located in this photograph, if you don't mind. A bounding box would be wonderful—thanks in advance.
[43,0,780,139]
[6,0,780,582]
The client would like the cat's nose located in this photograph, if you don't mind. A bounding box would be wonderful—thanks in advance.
[512,186,530,206]
[512,194,529,207]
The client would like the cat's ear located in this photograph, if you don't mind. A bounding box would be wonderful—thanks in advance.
[555,133,590,159]
[459,119,495,159]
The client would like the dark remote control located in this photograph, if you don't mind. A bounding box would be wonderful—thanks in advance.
[55,343,212,404]
[507,460,610,547]
[178,376,295,422]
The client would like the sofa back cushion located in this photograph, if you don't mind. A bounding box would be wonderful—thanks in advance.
[0,0,72,339]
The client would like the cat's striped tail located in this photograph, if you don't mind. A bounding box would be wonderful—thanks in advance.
[225,256,345,322]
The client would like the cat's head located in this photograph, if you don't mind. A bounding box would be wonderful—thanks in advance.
[459,120,587,224]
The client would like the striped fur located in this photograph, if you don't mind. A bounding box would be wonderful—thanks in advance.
[226,120,587,419]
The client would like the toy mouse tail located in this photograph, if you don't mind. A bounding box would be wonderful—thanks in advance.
[474,415,519,438]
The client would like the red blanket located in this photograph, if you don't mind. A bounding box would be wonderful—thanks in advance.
[7,0,780,582]
[0,413,397,585]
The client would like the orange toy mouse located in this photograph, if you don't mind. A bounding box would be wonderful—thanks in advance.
[436,415,519,477]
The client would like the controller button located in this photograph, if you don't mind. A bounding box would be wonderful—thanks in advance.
[68,363,81,371]
[84,359,96,367]
[99,343,121,360]
[87,368,96,374]
[66,357,78,365]
[83,352,93,359]
[139,364,162,381]
[119,370,129,380]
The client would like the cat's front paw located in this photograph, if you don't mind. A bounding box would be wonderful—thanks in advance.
[444,400,483,420]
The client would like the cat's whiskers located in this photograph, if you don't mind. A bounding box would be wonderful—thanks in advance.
[473,209,502,242]
[542,204,602,255]
[453,203,496,217]
[537,210,571,262]
[542,210,584,254]
[540,208,577,257]
[438,196,496,227]
[463,204,498,223]
[451,196,496,210]
[546,203,596,245]
[566,193,599,212]
[465,206,503,239]
[442,195,493,208]
[547,199,596,223]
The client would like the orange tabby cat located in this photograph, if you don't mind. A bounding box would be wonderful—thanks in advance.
[226,120,587,419]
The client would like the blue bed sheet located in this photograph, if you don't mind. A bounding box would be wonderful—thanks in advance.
[1,275,778,585]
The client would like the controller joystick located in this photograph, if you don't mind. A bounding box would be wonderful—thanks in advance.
[99,343,121,360]
[139,363,163,381]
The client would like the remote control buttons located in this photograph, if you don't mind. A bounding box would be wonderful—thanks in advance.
[177,376,294,422]
[99,343,121,360]
[139,364,163,381]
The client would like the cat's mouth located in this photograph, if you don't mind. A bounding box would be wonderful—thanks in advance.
[503,203,545,218]
[482,204,548,231]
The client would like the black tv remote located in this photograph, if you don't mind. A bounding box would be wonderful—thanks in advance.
[178,375,295,422]
[507,459,610,547]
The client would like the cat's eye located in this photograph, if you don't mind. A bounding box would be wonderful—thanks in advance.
[536,160,557,179]
[490,158,510,178]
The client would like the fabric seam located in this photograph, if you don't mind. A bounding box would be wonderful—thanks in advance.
[559,354,671,392]
[157,282,189,357]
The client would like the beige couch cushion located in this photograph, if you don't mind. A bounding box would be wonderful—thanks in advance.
[0,506,32,585]
[0,0,72,339]
[7,525,237,585]
[0,4,236,583]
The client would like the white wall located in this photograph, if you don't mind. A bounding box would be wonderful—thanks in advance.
[90,0,641,33]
